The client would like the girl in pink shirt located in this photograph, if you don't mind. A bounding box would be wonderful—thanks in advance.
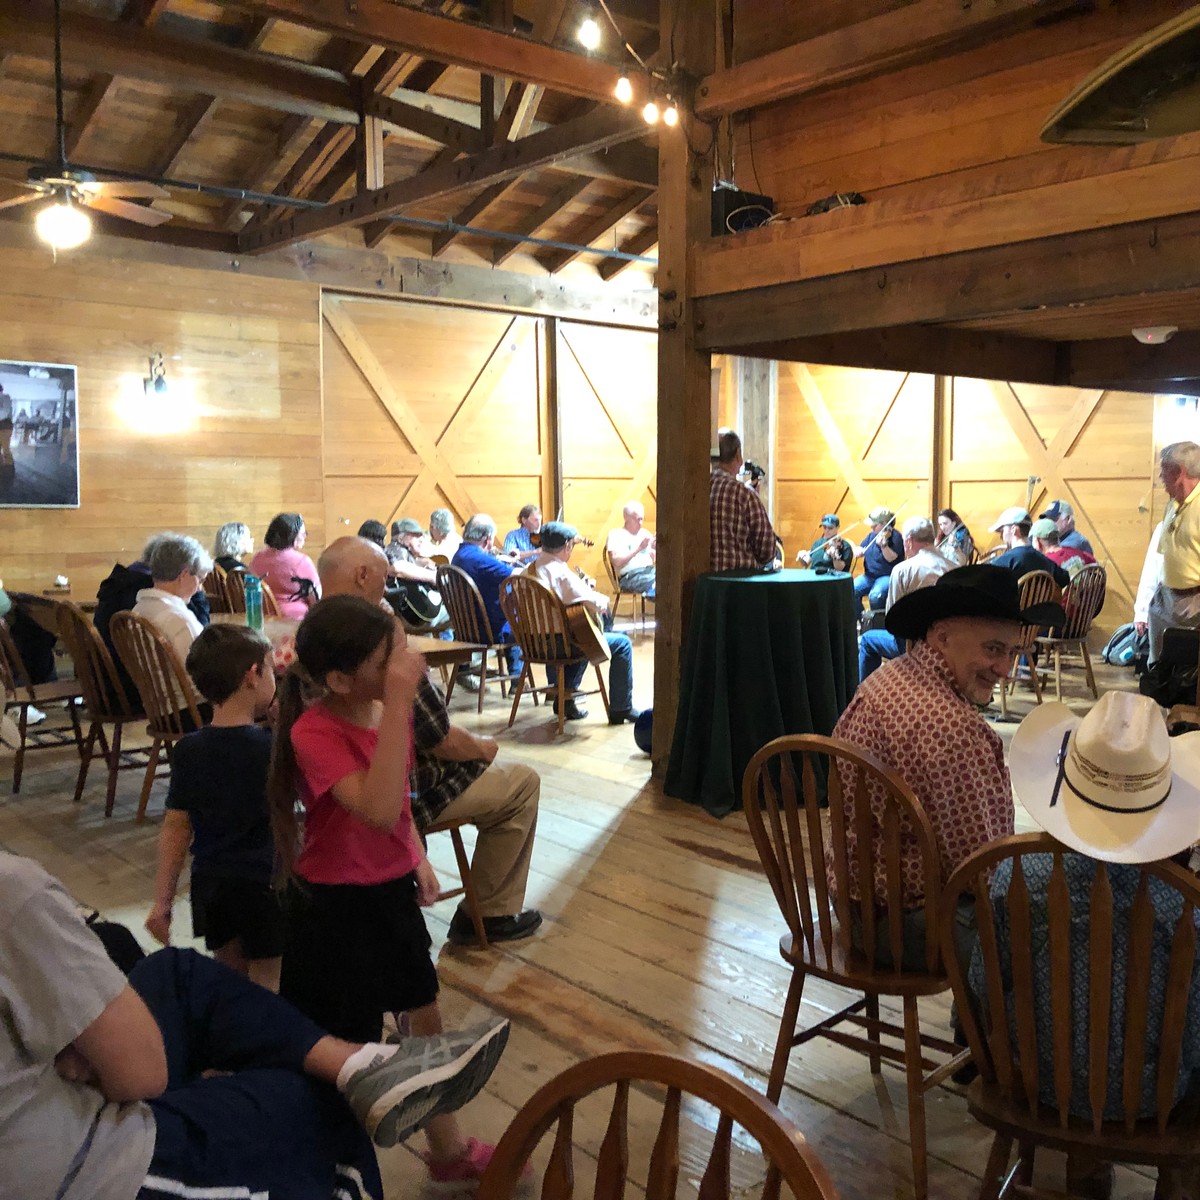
[269,594,501,1185]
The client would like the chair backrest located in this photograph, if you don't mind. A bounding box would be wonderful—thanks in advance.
[223,570,248,613]
[203,565,229,613]
[109,611,204,734]
[437,564,495,644]
[261,581,282,618]
[1013,570,1060,654]
[0,618,30,703]
[57,601,138,719]
[1058,562,1107,640]
[941,832,1200,1136]
[742,734,944,977]
[500,574,580,666]
[981,544,1007,563]
[603,548,620,592]
[481,1050,840,1200]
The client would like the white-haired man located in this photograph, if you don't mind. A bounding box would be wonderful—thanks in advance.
[606,502,656,598]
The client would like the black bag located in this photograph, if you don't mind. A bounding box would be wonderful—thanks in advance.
[1102,622,1149,668]
[85,911,146,976]
[1139,627,1199,707]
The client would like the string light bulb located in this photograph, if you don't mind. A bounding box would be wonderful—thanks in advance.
[35,194,90,251]
[615,75,633,103]
[642,100,660,125]
[577,16,601,50]
[662,103,679,127]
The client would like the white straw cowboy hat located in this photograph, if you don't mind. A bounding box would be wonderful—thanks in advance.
[1011,691,1200,863]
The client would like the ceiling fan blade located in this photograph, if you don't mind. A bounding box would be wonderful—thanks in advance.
[82,194,172,227]
[80,180,171,201]
[0,191,40,212]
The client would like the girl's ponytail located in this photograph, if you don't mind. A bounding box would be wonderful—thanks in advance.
[267,666,308,885]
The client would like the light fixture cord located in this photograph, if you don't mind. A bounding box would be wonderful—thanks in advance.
[53,0,67,172]
[596,0,646,68]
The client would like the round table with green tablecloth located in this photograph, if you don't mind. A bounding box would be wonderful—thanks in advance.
[664,568,858,817]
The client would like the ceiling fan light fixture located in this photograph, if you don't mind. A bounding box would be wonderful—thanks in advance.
[35,194,90,251]
[577,15,601,50]
[1132,325,1179,345]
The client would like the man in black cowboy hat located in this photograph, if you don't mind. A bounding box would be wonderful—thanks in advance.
[831,565,1063,969]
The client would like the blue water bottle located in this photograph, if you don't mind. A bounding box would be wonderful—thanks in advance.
[244,573,263,631]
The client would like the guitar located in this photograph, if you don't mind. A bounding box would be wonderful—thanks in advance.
[566,602,611,665]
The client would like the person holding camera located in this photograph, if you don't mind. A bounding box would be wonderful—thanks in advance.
[709,429,779,571]
[851,507,905,613]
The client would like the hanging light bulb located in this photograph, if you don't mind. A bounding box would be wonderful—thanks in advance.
[35,194,91,251]
[577,16,601,50]
[642,100,660,125]
[662,103,679,127]
[615,75,633,104]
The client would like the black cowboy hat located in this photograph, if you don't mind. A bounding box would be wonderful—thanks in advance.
[885,564,1065,640]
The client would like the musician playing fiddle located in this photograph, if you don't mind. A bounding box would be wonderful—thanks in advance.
[796,513,852,573]
[532,522,639,726]
[851,506,904,614]
[502,504,543,564]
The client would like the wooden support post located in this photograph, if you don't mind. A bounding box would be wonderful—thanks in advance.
[355,111,385,193]
[539,317,564,520]
[735,356,777,522]
[652,0,717,767]
[931,374,949,516]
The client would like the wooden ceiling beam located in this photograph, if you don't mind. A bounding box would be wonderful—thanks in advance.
[363,93,482,155]
[598,224,658,280]
[492,174,590,266]
[1069,333,1200,390]
[239,108,647,252]
[212,0,633,105]
[695,0,1085,117]
[538,187,654,273]
[694,211,1200,350]
[431,179,520,257]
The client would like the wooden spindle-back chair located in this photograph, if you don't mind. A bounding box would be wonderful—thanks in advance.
[481,1051,840,1200]
[55,601,145,817]
[222,571,282,619]
[500,574,609,734]
[603,548,650,634]
[941,833,1200,1200]
[435,564,521,713]
[109,611,206,821]
[202,565,230,613]
[997,570,1060,719]
[0,615,84,792]
[742,734,970,1200]
[1035,562,1107,700]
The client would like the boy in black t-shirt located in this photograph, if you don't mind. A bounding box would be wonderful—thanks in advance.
[146,624,283,990]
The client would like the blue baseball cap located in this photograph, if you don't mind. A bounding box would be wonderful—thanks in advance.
[820,514,840,527]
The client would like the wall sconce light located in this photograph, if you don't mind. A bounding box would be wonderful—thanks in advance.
[144,352,168,396]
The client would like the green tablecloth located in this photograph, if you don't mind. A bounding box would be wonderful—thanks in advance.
[664,568,858,817]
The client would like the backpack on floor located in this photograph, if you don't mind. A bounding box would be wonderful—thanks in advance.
[1102,622,1149,668]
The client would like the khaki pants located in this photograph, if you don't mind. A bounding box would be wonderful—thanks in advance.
[434,762,540,917]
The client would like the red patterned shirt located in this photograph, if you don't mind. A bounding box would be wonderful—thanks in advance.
[831,640,1013,906]
[709,468,777,571]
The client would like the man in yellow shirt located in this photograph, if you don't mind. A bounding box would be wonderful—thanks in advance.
[1148,441,1200,664]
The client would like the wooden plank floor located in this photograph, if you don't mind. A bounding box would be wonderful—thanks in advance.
[0,633,1153,1199]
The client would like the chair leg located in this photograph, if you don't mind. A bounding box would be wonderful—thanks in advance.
[1016,1143,1035,1187]
[903,995,929,1200]
[444,663,459,706]
[998,677,1009,719]
[1081,643,1097,699]
[593,662,610,721]
[1028,652,1044,704]
[104,722,123,818]
[12,704,27,793]
[449,827,488,950]
[1054,646,1063,702]
[977,1133,1014,1200]
[495,648,508,700]
[507,665,530,729]
[865,993,882,1075]
[74,721,99,804]
[556,675,566,736]
[137,738,161,822]
[767,967,806,1103]
[67,697,84,757]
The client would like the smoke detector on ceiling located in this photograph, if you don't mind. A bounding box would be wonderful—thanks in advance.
[1132,325,1179,345]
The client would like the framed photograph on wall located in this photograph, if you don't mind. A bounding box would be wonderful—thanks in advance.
[0,359,79,508]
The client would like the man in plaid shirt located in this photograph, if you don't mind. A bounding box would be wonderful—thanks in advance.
[709,429,778,571]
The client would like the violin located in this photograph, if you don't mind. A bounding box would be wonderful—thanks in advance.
[529,530,595,548]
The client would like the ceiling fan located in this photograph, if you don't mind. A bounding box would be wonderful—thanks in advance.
[0,0,172,248]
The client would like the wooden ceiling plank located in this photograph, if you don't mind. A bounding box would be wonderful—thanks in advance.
[598,225,658,280]
[538,186,655,273]
[218,113,314,229]
[239,108,647,252]
[212,0,631,105]
[491,176,591,266]
[695,0,1085,117]
[693,211,1200,350]
[239,125,353,234]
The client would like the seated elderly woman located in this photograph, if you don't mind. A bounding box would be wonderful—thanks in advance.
[132,534,213,664]
[427,508,461,560]
[249,512,321,620]
[212,522,253,574]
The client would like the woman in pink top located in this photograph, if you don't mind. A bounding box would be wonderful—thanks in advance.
[268,595,508,1188]
[249,511,321,620]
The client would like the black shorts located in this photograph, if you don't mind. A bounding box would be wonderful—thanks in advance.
[190,875,286,960]
[280,872,438,1043]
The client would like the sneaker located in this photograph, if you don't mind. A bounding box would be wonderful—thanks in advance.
[25,705,46,726]
[551,698,588,721]
[425,1137,532,1191]
[342,1018,510,1148]
[460,672,481,693]
[447,908,542,946]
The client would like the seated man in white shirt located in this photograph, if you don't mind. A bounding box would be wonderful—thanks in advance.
[531,522,639,724]
[605,502,656,599]
[132,534,212,665]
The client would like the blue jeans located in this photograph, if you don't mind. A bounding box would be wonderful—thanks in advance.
[854,573,890,611]
[499,624,523,678]
[859,629,903,681]
[547,632,634,713]
[132,949,380,1200]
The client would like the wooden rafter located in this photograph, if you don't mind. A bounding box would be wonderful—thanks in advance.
[212,0,637,106]
[599,226,658,281]
[492,175,590,267]
[538,187,654,273]
[695,0,1084,117]
[431,179,520,257]
[239,108,648,253]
